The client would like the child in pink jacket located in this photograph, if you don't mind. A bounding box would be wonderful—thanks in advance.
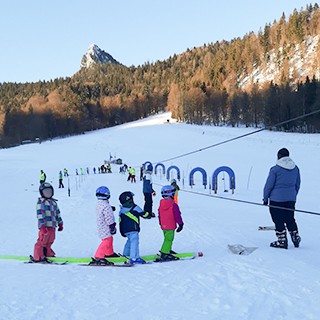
[94,186,119,262]
[158,185,184,261]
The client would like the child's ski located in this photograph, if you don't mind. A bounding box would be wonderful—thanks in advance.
[78,257,133,267]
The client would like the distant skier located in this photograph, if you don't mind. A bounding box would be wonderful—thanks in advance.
[33,183,63,262]
[143,164,156,217]
[157,185,184,261]
[171,179,180,204]
[63,168,68,177]
[58,171,64,188]
[263,148,301,249]
[93,186,119,264]
[119,191,150,264]
[39,170,46,185]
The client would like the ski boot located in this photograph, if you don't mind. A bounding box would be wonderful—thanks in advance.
[289,231,301,248]
[270,230,288,249]
[90,258,114,266]
[129,258,146,264]
[29,255,52,264]
[105,253,120,258]
[159,252,180,261]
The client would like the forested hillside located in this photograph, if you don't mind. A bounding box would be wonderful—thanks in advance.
[1,3,320,147]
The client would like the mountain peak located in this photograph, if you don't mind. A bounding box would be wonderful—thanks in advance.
[80,44,119,68]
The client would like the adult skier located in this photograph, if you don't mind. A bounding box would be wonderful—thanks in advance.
[263,148,301,249]
[142,164,156,218]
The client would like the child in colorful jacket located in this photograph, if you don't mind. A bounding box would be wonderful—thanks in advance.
[118,191,150,264]
[33,183,63,262]
[158,185,184,261]
[94,186,118,261]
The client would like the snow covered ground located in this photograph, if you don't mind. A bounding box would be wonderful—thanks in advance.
[0,112,320,320]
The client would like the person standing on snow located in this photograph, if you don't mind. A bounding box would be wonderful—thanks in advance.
[171,179,180,204]
[118,191,150,264]
[157,185,184,261]
[33,183,63,262]
[143,164,156,217]
[93,186,119,264]
[263,148,301,249]
[40,170,46,185]
[58,171,64,188]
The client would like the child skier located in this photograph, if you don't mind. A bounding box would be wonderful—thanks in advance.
[158,185,184,261]
[33,183,63,262]
[93,186,119,265]
[170,179,180,204]
[118,191,150,264]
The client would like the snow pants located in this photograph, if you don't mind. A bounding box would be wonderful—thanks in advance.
[123,231,140,260]
[269,200,298,232]
[34,227,56,260]
[143,192,153,215]
[160,230,175,254]
[94,237,114,259]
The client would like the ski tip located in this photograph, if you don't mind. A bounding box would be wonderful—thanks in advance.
[197,252,204,257]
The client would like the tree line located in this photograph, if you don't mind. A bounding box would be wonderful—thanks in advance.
[1,3,320,147]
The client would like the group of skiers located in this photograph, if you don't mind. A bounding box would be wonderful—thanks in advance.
[33,147,301,263]
[32,174,183,264]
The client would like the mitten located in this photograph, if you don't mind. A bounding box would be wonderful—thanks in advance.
[176,223,184,233]
[111,206,116,211]
[58,223,63,231]
[40,226,48,234]
[109,222,116,235]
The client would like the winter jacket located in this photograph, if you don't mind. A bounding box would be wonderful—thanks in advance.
[158,198,183,230]
[119,204,149,237]
[96,199,116,239]
[36,197,62,229]
[263,157,301,202]
[143,172,154,193]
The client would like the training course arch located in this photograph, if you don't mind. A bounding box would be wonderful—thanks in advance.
[189,167,208,189]
[166,165,181,181]
[212,166,236,194]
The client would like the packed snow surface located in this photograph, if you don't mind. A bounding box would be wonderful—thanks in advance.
[0,112,319,320]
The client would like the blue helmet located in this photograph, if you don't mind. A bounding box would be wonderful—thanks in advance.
[96,186,110,200]
[161,185,175,197]
[146,164,153,172]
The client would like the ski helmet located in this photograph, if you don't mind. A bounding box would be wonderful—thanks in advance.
[96,186,110,200]
[171,179,177,184]
[161,185,175,198]
[119,191,135,206]
[39,182,54,199]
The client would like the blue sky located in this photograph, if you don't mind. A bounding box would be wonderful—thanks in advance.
[0,0,315,83]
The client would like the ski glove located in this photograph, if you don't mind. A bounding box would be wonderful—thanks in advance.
[176,223,184,233]
[58,223,63,231]
[111,206,116,211]
[109,222,117,235]
[263,200,268,206]
[152,191,156,196]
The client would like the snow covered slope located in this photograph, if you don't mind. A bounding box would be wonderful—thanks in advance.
[0,112,319,320]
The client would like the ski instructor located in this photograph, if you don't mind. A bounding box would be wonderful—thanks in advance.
[263,148,301,249]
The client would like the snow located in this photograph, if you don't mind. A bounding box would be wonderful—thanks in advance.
[1,112,320,320]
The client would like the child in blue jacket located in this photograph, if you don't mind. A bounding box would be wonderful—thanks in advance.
[118,191,150,264]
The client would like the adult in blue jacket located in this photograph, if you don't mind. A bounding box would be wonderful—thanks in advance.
[263,148,301,249]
